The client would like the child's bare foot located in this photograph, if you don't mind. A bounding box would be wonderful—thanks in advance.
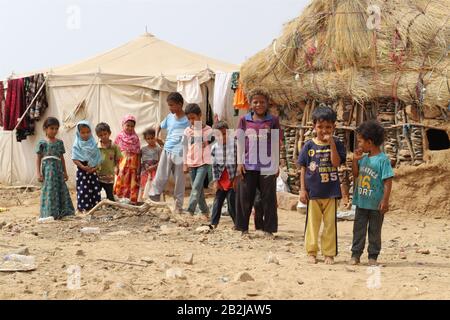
[324,256,335,265]
[307,255,318,264]
[368,258,378,266]
[348,257,360,265]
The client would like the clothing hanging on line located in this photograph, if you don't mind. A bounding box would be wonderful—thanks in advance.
[231,72,240,92]
[4,78,25,131]
[27,73,48,121]
[0,81,4,128]
[233,81,250,111]
[176,75,203,104]
[213,72,233,122]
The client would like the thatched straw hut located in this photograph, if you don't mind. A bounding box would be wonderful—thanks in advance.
[241,0,449,194]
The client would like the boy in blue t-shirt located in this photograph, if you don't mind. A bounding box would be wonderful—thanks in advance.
[350,120,394,266]
[298,106,346,265]
[149,92,189,213]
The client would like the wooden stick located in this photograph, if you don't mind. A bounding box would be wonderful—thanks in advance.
[0,185,40,190]
[88,199,149,216]
[97,258,147,267]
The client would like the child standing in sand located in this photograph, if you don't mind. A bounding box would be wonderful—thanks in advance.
[182,103,213,219]
[36,117,75,219]
[139,128,162,202]
[72,120,103,213]
[114,115,141,204]
[298,106,346,265]
[96,122,122,202]
[235,88,281,238]
[210,121,237,228]
[149,92,189,214]
[350,120,394,266]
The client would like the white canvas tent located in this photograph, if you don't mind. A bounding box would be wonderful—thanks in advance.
[0,33,238,185]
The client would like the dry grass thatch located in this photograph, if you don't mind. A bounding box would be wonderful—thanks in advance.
[241,0,449,108]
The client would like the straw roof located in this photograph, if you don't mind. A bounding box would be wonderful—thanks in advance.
[241,0,449,109]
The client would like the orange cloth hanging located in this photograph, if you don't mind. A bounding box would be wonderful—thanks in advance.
[233,82,250,110]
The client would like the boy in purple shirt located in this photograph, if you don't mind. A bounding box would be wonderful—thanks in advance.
[235,88,281,238]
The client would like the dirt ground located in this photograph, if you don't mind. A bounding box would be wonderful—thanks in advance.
[0,150,449,300]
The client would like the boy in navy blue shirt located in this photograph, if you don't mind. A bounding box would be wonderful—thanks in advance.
[298,106,346,265]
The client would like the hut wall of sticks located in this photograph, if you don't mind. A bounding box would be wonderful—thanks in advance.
[242,0,450,195]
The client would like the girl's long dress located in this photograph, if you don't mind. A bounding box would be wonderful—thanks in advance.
[36,140,75,219]
[114,152,140,203]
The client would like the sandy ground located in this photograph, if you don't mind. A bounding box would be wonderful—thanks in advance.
[0,183,449,300]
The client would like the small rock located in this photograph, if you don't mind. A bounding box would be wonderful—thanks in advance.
[297,279,304,285]
[235,272,254,282]
[31,231,39,236]
[143,226,151,233]
[166,268,186,280]
[399,252,407,260]
[402,228,408,231]
[169,219,177,224]
[74,242,81,247]
[160,262,170,270]
[345,267,356,272]
[141,257,154,264]
[13,247,30,256]
[266,253,280,265]
[102,280,114,291]
[219,276,229,283]
[76,250,85,256]
[416,249,430,255]
[182,253,194,265]
[159,214,170,222]
[246,291,259,297]
[195,226,211,234]
[285,242,294,247]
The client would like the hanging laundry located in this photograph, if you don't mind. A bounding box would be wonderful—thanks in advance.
[205,86,214,127]
[231,72,240,91]
[233,82,250,110]
[27,73,48,121]
[0,81,4,128]
[3,78,25,131]
[213,72,233,121]
[176,75,203,104]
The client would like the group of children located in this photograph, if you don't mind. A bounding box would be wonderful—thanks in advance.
[36,89,394,266]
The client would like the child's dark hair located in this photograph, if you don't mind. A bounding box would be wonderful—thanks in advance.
[356,120,385,147]
[95,122,111,134]
[247,88,271,103]
[184,103,202,116]
[312,105,337,124]
[167,92,184,105]
[213,121,229,130]
[143,128,156,138]
[43,117,60,129]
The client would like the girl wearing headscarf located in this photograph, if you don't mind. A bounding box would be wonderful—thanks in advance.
[72,120,103,212]
[114,115,141,204]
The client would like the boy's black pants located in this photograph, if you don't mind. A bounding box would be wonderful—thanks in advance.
[235,171,278,233]
[100,182,115,202]
[210,189,236,226]
[351,207,384,260]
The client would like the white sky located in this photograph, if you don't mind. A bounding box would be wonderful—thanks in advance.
[0,0,310,79]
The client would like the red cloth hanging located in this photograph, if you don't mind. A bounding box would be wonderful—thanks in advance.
[4,78,26,131]
[0,81,4,128]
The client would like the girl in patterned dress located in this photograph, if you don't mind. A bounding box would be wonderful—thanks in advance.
[72,120,102,213]
[36,117,75,219]
[114,115,141,204]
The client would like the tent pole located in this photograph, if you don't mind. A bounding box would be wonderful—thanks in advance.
[9,131,13,186]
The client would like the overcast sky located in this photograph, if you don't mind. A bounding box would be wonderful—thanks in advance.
[0,0,310,79]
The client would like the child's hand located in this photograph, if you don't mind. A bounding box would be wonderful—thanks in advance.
[64,173,69,181]
[213,181,221,191]
[232,178,239,191]
[379,199,389,214]
[183,165,189,173]
[237,164,246,177]
[299,190,309,204]
[38,174,44,183]
[353,148,364,161]
[114,167,119,176]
